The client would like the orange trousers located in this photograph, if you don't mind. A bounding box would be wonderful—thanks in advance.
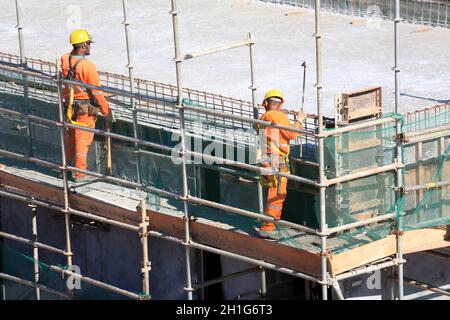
[260,158,289,232]
[65,116,95,179]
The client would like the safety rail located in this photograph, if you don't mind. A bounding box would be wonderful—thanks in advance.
[0,62,410,238]
[260,0,450,28]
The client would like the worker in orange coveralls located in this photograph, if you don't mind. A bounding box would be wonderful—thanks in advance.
[254,89,307,240]
[61,29,115,183]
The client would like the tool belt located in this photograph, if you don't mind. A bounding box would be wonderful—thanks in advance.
[258,154,290,189]
[73,99,99,117]
[65,99,99,127]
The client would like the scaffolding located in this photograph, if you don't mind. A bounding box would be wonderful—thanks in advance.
[260,0,450,28]
[0,0,448,300]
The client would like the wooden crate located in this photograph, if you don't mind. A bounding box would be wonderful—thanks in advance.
[335,86,382,125]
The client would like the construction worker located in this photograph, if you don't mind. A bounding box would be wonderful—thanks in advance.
[61,29,115,183]
[255,89,307,239]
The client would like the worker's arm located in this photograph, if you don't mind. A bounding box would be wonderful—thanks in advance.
[86,63,111,116]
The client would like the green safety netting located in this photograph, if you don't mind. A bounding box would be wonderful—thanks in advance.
[322,110,449,231]
[0,241,146,300]
[400,108,450,231]
[0,60,448,250]
[0,90,448,234]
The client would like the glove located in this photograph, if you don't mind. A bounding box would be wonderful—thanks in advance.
[297,109,307,123]
[107,110,117,123]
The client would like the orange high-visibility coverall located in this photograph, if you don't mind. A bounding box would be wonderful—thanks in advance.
[61,52,111,178]
[259,109,302,231]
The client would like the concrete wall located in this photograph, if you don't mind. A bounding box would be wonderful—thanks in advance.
[0,197,201,300]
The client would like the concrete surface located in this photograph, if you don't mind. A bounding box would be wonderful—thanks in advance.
[0,0,449,116]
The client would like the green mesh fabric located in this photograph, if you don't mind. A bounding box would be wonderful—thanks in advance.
[0,242,144,300]
[322,110,449,232]
[400,109,450,231]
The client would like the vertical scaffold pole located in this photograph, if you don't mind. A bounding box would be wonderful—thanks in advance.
[30,201,40,300]
[314,0,328,300]
[56,60,73,268]
[15,0,32,157]
[170,0,194,300]
[249,32,264,216]
[139,198,150,297]
[248,32,267,297]
[121,0,142,183]
[393,0,404,300]
[14,0,28,99]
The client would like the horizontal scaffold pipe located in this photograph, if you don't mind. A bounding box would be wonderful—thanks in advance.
[316,116,398,138]
[0,64,177,108]
[405,123,450,140]
[188,195,320,235]
[192,267,260,289]
[47,265,142,300]
[189,241,321,283]
[183,38,252,60]
[404,180,450,193]
[391,275,450,297]
[0,106,57,126]
[335,258,404,281]
[0,186,181,244]
[0,148,60,170]
[326,213,397,235]
[322,162,403,187]
[0,187,140,232]
[0,63,317,137]
[64,122,174,153]
[0,230,66,255]
[187,150,319,187]
[181,103,314,137]
[0,272,72,299]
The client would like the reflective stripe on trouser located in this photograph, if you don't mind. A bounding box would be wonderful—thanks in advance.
[65,122,95,178]
[260,174,288,232]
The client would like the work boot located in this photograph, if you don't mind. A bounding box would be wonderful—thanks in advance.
[253,226,278,241]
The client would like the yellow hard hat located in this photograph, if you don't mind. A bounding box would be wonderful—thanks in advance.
[263,89,284,103]
[70,29,94,45]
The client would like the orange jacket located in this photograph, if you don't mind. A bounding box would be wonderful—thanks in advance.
[60,52,110,117]
[259,109,302,156]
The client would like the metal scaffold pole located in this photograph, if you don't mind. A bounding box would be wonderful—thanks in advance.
[14,0,28,99]
[248,31,267,298]
[29,201,40,300]
[139,198,150,298]
[121,0,142,183]
[393,0,404,300]
[55,60,73,268]
[14,0,32,157]
[314,0,329,300]
[170,0,194,300]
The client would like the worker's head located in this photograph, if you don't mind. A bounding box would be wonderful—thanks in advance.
[263,89,284,111]
[70,29,94,56]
